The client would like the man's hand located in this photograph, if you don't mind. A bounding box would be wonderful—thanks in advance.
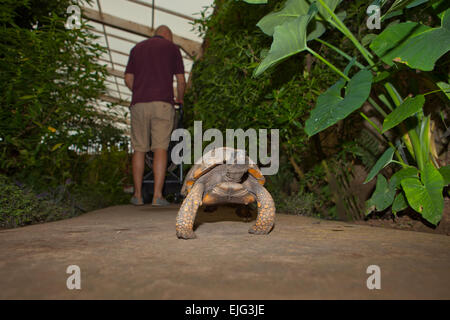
[124,73,134,91]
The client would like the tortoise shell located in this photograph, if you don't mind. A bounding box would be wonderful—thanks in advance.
[181,147,265,196]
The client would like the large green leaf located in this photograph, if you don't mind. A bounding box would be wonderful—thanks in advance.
[242,0,268,3]
[305,69,373,137]
[370,22,430,66]
[364,146,395,183]
[256,0,341,36]
[366,174,396,212]
[382,95,425,133]
[254,5,317,77]
[384,0,429,18]
[371,9,450,71]
[390,167,419,188]
[436,81,450,100]
[392,192,408,213]
[438,165,450,185]
[390,166,419,215]
[401,163,444,225]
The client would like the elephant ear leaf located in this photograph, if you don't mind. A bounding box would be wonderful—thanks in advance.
[383,0,429,19]
[254,4,318,77]
[256,0,310,36]
[438,165,450,185]
[256,0,341,36]
[392,192,408,214]
[370,8,450,71]
[366,174,396,212]
[305,69,373,137]
[364,146,395,183]
[401,163,444,225]
[242,0,268,4]
[382,95,425,133]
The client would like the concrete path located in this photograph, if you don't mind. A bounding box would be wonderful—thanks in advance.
[0,205,449,299]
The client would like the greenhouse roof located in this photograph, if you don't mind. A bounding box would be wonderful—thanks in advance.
[81,0,213,128]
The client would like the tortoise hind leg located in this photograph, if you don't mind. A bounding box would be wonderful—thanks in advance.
[248,183,275,235]
[176,182,204,239]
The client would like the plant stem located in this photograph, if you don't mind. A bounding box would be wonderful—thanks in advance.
[390,160,413,169]
[408,127,424,171]
[315,38,366,69]
[316,0,376,68]
[368,97,388,117]
[359,112,382,135]
[399,123,416,160]
[306,48,350,81]
[384,82,403,107]
[423,89,450,96]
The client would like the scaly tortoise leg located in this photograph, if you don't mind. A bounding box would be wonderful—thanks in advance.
[176,182,204,239]
[249,183,275,235]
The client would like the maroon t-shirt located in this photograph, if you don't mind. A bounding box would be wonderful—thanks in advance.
[125,36,184,106]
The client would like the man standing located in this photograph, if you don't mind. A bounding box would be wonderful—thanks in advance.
[125,25,185,206]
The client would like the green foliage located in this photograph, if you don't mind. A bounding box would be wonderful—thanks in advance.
[439,165,450,185]
[277,190,319,216]
[246,0,449,225]
[73,147,131,209]
[392,192,408,214]
[0,0,131,227]
[366,174,396,211]
[256,0,340,36]
[342,129,383,170]
[0,174,74,228]
[365,146,395,183]
[305,69,373,136]
[382,95,425,133]
[0,147,131,228]
[242,0,268,4]
[265,157,324,218]
[370,22,430,66]
[370,11,450,71]
[254,5,316,76]
[186,0,337,161]
[401,163,444,225]
[0,0,127,184]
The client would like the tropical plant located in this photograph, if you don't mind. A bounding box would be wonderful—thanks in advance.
[242,0,450,225]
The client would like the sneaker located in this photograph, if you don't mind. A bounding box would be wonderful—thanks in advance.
[152,198,171,207]
[130,196,144,206]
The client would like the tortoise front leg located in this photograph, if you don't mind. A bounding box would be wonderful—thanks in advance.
[176,182,204,239]
[248,182,275,235]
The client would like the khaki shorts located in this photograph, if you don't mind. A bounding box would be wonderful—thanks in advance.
[130,101,175,152]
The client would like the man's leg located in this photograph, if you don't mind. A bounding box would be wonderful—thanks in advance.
[130,103,150,204]
[152,148,167,203]
[132,151,146,200]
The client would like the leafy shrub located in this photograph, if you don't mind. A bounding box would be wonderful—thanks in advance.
[71,147,132,211]
[0,0,132,227]
[0,0,127,185]
[276,190,319,216]
[0,174,74,228]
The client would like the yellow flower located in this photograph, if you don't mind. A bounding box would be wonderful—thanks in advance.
[48,126,56,133]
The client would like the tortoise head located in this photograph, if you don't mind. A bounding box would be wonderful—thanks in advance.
[224,163,248,183]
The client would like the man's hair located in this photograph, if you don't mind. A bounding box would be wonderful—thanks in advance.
[155,25,173,41]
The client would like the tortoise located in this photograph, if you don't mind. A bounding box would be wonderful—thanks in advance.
[176,147,276,239]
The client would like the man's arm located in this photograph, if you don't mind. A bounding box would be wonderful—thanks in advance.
[124,73,134,91]
[175,73,186,104]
